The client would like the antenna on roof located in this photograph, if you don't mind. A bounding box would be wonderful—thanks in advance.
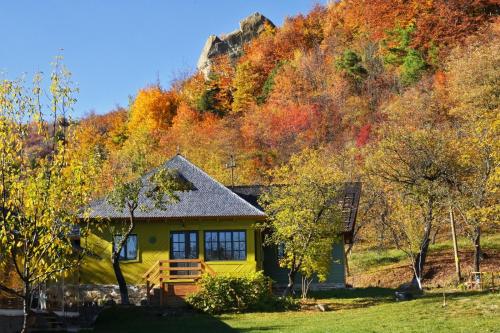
[225,154,236,187]
[156,70,161,88]
[176,145,181,155]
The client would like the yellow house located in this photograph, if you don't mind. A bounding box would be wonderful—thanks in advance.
[79,155,360,305]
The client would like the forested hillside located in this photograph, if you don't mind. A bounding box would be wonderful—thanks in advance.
[77,0,497,188]
[73,0,499,285]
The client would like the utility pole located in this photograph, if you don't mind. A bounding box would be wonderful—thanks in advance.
[449,206,462,282]
[226,154,236,187]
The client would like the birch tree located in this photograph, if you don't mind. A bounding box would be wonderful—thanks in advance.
[0,60,96,332]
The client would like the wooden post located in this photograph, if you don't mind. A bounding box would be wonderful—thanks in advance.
[449,206,462,282]
[159,261,163,306]
[159,280,164,306]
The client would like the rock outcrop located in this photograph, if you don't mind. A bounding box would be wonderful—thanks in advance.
[197,12,275,77]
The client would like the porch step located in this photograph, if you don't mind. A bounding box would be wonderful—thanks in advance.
[149,283,199,307]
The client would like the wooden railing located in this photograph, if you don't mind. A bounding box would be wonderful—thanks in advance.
[142,259,216,305]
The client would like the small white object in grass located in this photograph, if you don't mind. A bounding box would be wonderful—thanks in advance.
[317,304,327,312]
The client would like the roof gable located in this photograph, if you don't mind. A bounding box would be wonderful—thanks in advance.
[88,155,265,219]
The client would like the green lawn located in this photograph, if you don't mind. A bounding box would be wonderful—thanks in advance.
[90,289,499,333]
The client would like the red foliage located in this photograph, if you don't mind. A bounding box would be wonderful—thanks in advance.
[356,123,372,147]
[241,104,320,151]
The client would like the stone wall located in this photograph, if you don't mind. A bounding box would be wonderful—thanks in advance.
[47,284,147,308]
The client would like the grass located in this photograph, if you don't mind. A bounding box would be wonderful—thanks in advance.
[90,289,499,333]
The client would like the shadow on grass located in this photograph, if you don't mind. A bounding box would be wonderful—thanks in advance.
[298,287,397,312]
[92,306,237,333]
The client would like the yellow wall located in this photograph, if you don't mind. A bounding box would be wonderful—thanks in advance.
[80,218,262,285]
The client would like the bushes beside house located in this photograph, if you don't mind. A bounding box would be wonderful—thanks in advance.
[186,271,297,314]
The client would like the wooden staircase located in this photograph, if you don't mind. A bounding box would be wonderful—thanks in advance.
[142,259,215,307]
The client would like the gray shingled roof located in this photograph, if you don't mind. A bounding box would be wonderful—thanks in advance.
[230,182,362,237]
[88,155,265,219]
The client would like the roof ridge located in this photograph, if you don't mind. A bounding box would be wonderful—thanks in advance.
[172,155,265,215]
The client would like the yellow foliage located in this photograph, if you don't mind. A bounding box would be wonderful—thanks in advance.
[128,85,179,136]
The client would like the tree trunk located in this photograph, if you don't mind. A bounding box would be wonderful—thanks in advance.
[301,276,313,299]
[112,255,129,305]
[411,199,434,289]
[431,225,440,245]
[283,270,297,297]
[21,288,30,333]
[412,235,431,289]
[473,226,481,273]
[110,206,136,305]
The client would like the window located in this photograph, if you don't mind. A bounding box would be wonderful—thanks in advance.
[170,231,198,259]
[113,234,138,260]
[205,231,246,261]
[277,243,285,260]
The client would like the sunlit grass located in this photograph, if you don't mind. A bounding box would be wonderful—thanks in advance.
[90,290,499,333]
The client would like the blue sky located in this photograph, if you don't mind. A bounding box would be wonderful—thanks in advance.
[0,1,323,118]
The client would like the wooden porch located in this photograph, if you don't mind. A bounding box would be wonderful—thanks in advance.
[142,259,215,306]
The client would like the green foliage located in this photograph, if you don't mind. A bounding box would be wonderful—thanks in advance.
[336,50,367,81]
[197,87,220,115]
[400,49,427,85]
[186,272,295,314]
[383,24,428,85]
[257,62,283,105]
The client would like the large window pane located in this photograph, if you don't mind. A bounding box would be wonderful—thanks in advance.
[204,231,246,261]
[114,234,138,260]
[126,235,137,259]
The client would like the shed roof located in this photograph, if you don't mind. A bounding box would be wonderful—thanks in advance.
[230,182,362,236]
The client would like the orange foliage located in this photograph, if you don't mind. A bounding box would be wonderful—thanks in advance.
[325,0,496,54]
[128,85,179,136]
[74,1,498,189]
[241,104,320,154]
[76,108,128,152]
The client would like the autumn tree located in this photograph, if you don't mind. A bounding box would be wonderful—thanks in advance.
[259,149,344,297]
[365,84,461,289]
[231,60,261,114]
[446,33,500,273]
[0,60,96,332]
[128,85,179,137]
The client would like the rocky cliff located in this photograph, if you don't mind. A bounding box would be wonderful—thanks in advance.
[197,12,275,77]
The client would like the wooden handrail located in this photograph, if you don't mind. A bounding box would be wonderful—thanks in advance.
[143,258,217,306]
[142,260,160,279]
[200,261,216,276]
[143,259,215,284]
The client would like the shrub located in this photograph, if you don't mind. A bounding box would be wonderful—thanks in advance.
[186,271,296,314]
